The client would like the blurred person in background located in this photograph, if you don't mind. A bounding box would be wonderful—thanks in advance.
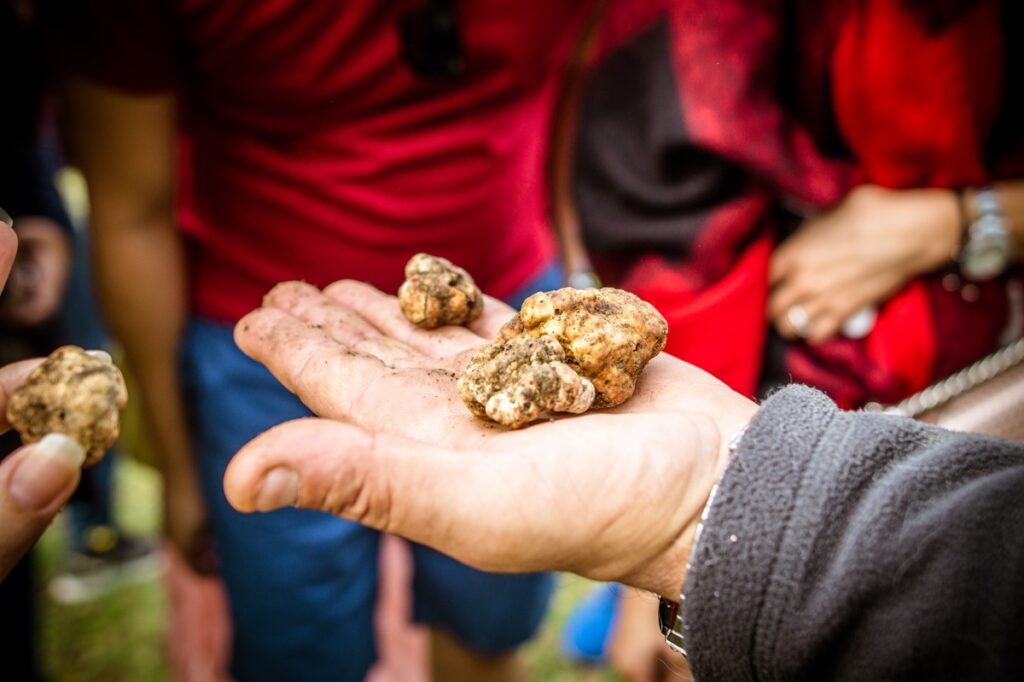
[1,0,157,609]
[0,212,86,682]
[1,6,159,679]
[45,184,162,606]
[45,1,604,680]
[552,0,1024,677]
[0,2,85,679]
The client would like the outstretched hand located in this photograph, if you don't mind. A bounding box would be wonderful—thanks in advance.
[225,281,757,596]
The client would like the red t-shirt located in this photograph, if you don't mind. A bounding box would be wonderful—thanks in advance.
[64,1,588,322]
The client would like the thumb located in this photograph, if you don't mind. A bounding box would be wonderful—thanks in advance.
[0,434,85,580]
[224,418,546,574]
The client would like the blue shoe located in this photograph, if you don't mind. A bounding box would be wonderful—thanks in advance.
[561,583,622,664]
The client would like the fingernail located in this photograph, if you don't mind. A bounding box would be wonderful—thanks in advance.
[9,434,85,510]
[86,349,113,363]
[255,467,299,511]
[0,206,11,227]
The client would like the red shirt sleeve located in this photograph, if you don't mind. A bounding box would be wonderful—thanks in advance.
[42,0,179,93]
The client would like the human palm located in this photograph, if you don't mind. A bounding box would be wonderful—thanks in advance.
[224,280,757,596]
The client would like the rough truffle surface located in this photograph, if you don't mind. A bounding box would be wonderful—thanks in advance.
[497,288,667,409]
[458,336,595,429]
[6,346,128,466]
[398,253,484,329]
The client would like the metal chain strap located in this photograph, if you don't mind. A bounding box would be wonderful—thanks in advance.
[870,337,1024,418]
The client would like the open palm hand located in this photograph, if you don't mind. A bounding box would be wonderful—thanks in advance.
[224,280,757,595]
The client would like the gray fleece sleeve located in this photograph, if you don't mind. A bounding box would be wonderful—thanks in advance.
[682,385,1024,681]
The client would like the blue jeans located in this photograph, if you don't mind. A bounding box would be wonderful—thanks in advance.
[182,264,563,682]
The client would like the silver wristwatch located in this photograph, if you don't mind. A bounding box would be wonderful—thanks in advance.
[960,187,1014,281]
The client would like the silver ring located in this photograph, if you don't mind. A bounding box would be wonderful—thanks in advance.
[841,305,877,339]
[786,304,811,338]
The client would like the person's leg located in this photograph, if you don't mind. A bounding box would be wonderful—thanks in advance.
[60,222,113,545]
[184,318,380,682]
[412,543,554,681]
[66,450,114,548]
[50,226,157,603]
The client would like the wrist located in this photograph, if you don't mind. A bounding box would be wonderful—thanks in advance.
[657,420,749,656]
[918,188,963,274]
[658,408,754,598]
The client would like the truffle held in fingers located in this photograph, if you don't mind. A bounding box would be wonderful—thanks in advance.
[6,346,128,467]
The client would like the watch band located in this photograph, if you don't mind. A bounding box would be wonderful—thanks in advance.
[659,424,748,656]
[658,595,686,655]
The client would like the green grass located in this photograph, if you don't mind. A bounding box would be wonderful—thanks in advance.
[34,458,620,681]
[35,458,167,682]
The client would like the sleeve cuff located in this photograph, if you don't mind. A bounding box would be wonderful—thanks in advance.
[680,385,839,680]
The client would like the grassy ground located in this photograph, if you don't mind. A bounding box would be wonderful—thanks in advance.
[33,458,619,681]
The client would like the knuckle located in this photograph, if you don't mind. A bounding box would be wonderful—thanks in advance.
[264,280,314,305]
[323,279,364,300]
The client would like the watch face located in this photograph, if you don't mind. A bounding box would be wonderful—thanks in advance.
[963,215,1012,282]
[965,246,1009,281]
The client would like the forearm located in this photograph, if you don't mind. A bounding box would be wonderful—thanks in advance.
[92,216,194,484]
[66,79,193,484]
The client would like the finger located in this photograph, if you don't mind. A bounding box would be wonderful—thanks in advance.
[235,307,471,436]
[224,418,551,574]
[262,281,386,346]
[0,217,16,296]
[0,358,45,433]
[0,434,84,579]
[768,285,807,340]
[467,294,517,340]
[323,280,487,358]
[766,270,815,322]
[237,303,416,371]
[806,310,844,345]
[767,246,795,287]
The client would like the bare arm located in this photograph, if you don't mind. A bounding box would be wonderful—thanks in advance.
[65,79,212,570]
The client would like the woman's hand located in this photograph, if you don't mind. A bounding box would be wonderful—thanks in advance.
[223,280,757,597]
[769,185,960,343]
